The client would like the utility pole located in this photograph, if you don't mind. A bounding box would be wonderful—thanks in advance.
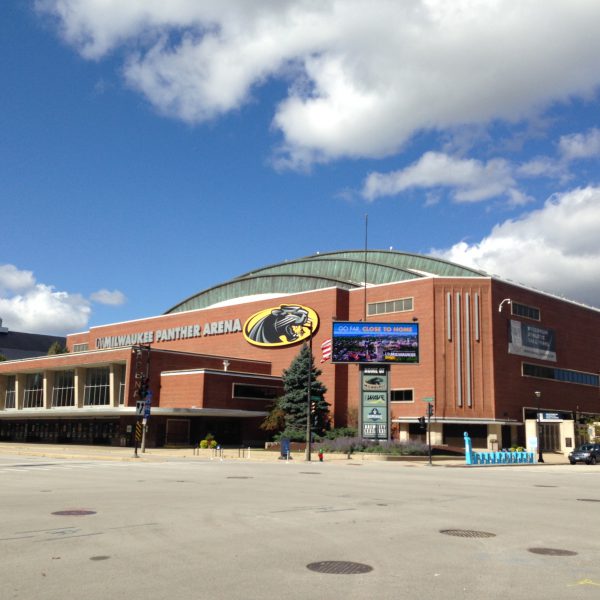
[132,344,151,458]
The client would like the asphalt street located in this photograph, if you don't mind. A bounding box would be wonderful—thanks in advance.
[1,453,599,600]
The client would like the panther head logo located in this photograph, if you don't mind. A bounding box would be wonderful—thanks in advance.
[243,305,318,347]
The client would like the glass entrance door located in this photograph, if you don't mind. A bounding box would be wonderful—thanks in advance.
[541,423,560,451]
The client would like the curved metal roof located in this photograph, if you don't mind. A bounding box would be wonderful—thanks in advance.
[165,249,487,314]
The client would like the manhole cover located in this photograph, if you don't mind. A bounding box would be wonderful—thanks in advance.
[307,561,373,574]
[440,529,496,538]
[89,556,110,561]
[52,510,96,516]
[226,476,253,479]
[577,498,600,502]
[528,547,578,556]
[300,472,321,475]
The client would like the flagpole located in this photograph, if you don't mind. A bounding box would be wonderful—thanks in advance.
[364,214,368,321]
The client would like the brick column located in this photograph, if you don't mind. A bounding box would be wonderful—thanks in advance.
[16,374,26,409]
[109,364,121,407]
[487,423,502,451]
[43,371,55,410]
[75,368,86,408]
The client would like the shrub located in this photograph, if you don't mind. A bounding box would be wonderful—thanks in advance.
[313,436,428,456]
[199,440,208,449]
[274,428,306,442]
[323,427,358,440]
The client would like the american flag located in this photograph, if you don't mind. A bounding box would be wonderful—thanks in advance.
[321,338,332,363]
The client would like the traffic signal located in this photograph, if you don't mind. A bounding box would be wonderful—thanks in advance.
[418,416,426,430]
[427,403,434,417]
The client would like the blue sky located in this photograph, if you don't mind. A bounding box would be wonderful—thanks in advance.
[2,1,600,335]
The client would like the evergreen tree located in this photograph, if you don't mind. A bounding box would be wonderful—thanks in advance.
[274,344,329,439]
[47,341,67,355]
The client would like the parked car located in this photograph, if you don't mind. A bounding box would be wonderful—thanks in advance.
[568,443,600,465]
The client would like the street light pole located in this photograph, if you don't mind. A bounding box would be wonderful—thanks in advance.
[535,390,544,463]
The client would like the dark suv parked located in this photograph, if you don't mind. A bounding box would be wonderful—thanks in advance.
[568,443,600,465]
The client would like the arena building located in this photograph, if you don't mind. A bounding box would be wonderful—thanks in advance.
[0,250,598,454]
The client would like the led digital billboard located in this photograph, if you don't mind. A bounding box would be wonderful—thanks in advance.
[331,322,419,364]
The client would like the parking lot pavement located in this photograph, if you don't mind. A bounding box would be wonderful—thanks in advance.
[0,451,598,600]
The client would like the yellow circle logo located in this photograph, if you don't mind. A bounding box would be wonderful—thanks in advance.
[243,305,319,347]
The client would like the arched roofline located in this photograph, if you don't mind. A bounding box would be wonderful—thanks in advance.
[165,273,358,314]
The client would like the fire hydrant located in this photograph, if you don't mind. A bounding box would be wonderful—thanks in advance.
[318,449,324,462]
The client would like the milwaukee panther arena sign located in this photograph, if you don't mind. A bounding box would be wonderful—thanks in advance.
[95,319,242,349]
[94,304,320,350]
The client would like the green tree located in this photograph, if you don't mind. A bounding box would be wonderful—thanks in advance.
[267,344,329,439]
[47,341,67,355]
[0,353,7,362]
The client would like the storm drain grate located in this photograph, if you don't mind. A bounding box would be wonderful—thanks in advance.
[52,510,96,516]
[440,529,496,538]
[227,476,253,479]
[577,498,600,502]
[307,561,373,574]
[528,547,578,556]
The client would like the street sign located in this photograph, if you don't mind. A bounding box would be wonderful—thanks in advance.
[423,397,434,403]
[144,391,152,418]
[136,400,144,415]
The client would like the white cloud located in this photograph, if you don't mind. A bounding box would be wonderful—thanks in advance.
[0,265,90,335]
[559,128,600,161]
[90,289,126,306]
[36,1,600,166]
[433,186,600,307]
[362,152,526,204]
[517,157,565,179]
[0,265,36,295]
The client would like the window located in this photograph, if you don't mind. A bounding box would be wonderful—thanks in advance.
[23,373,43,408]
[523,363,599,387]
[84,368,110,406]
[52,370,75,407]
[367,297,413,316]
[73,343,88,352]
[232,383,280,400]
[512,302,540,321]
[4,376,16,409]
[390,389,413,402]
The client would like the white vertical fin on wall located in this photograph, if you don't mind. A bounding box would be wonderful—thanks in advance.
[465,293,472,408]
[456,292,462,407]
[447,292,452,341]
[474,293,480,341]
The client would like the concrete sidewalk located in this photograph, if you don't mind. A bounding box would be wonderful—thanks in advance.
[0,442,570,466]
